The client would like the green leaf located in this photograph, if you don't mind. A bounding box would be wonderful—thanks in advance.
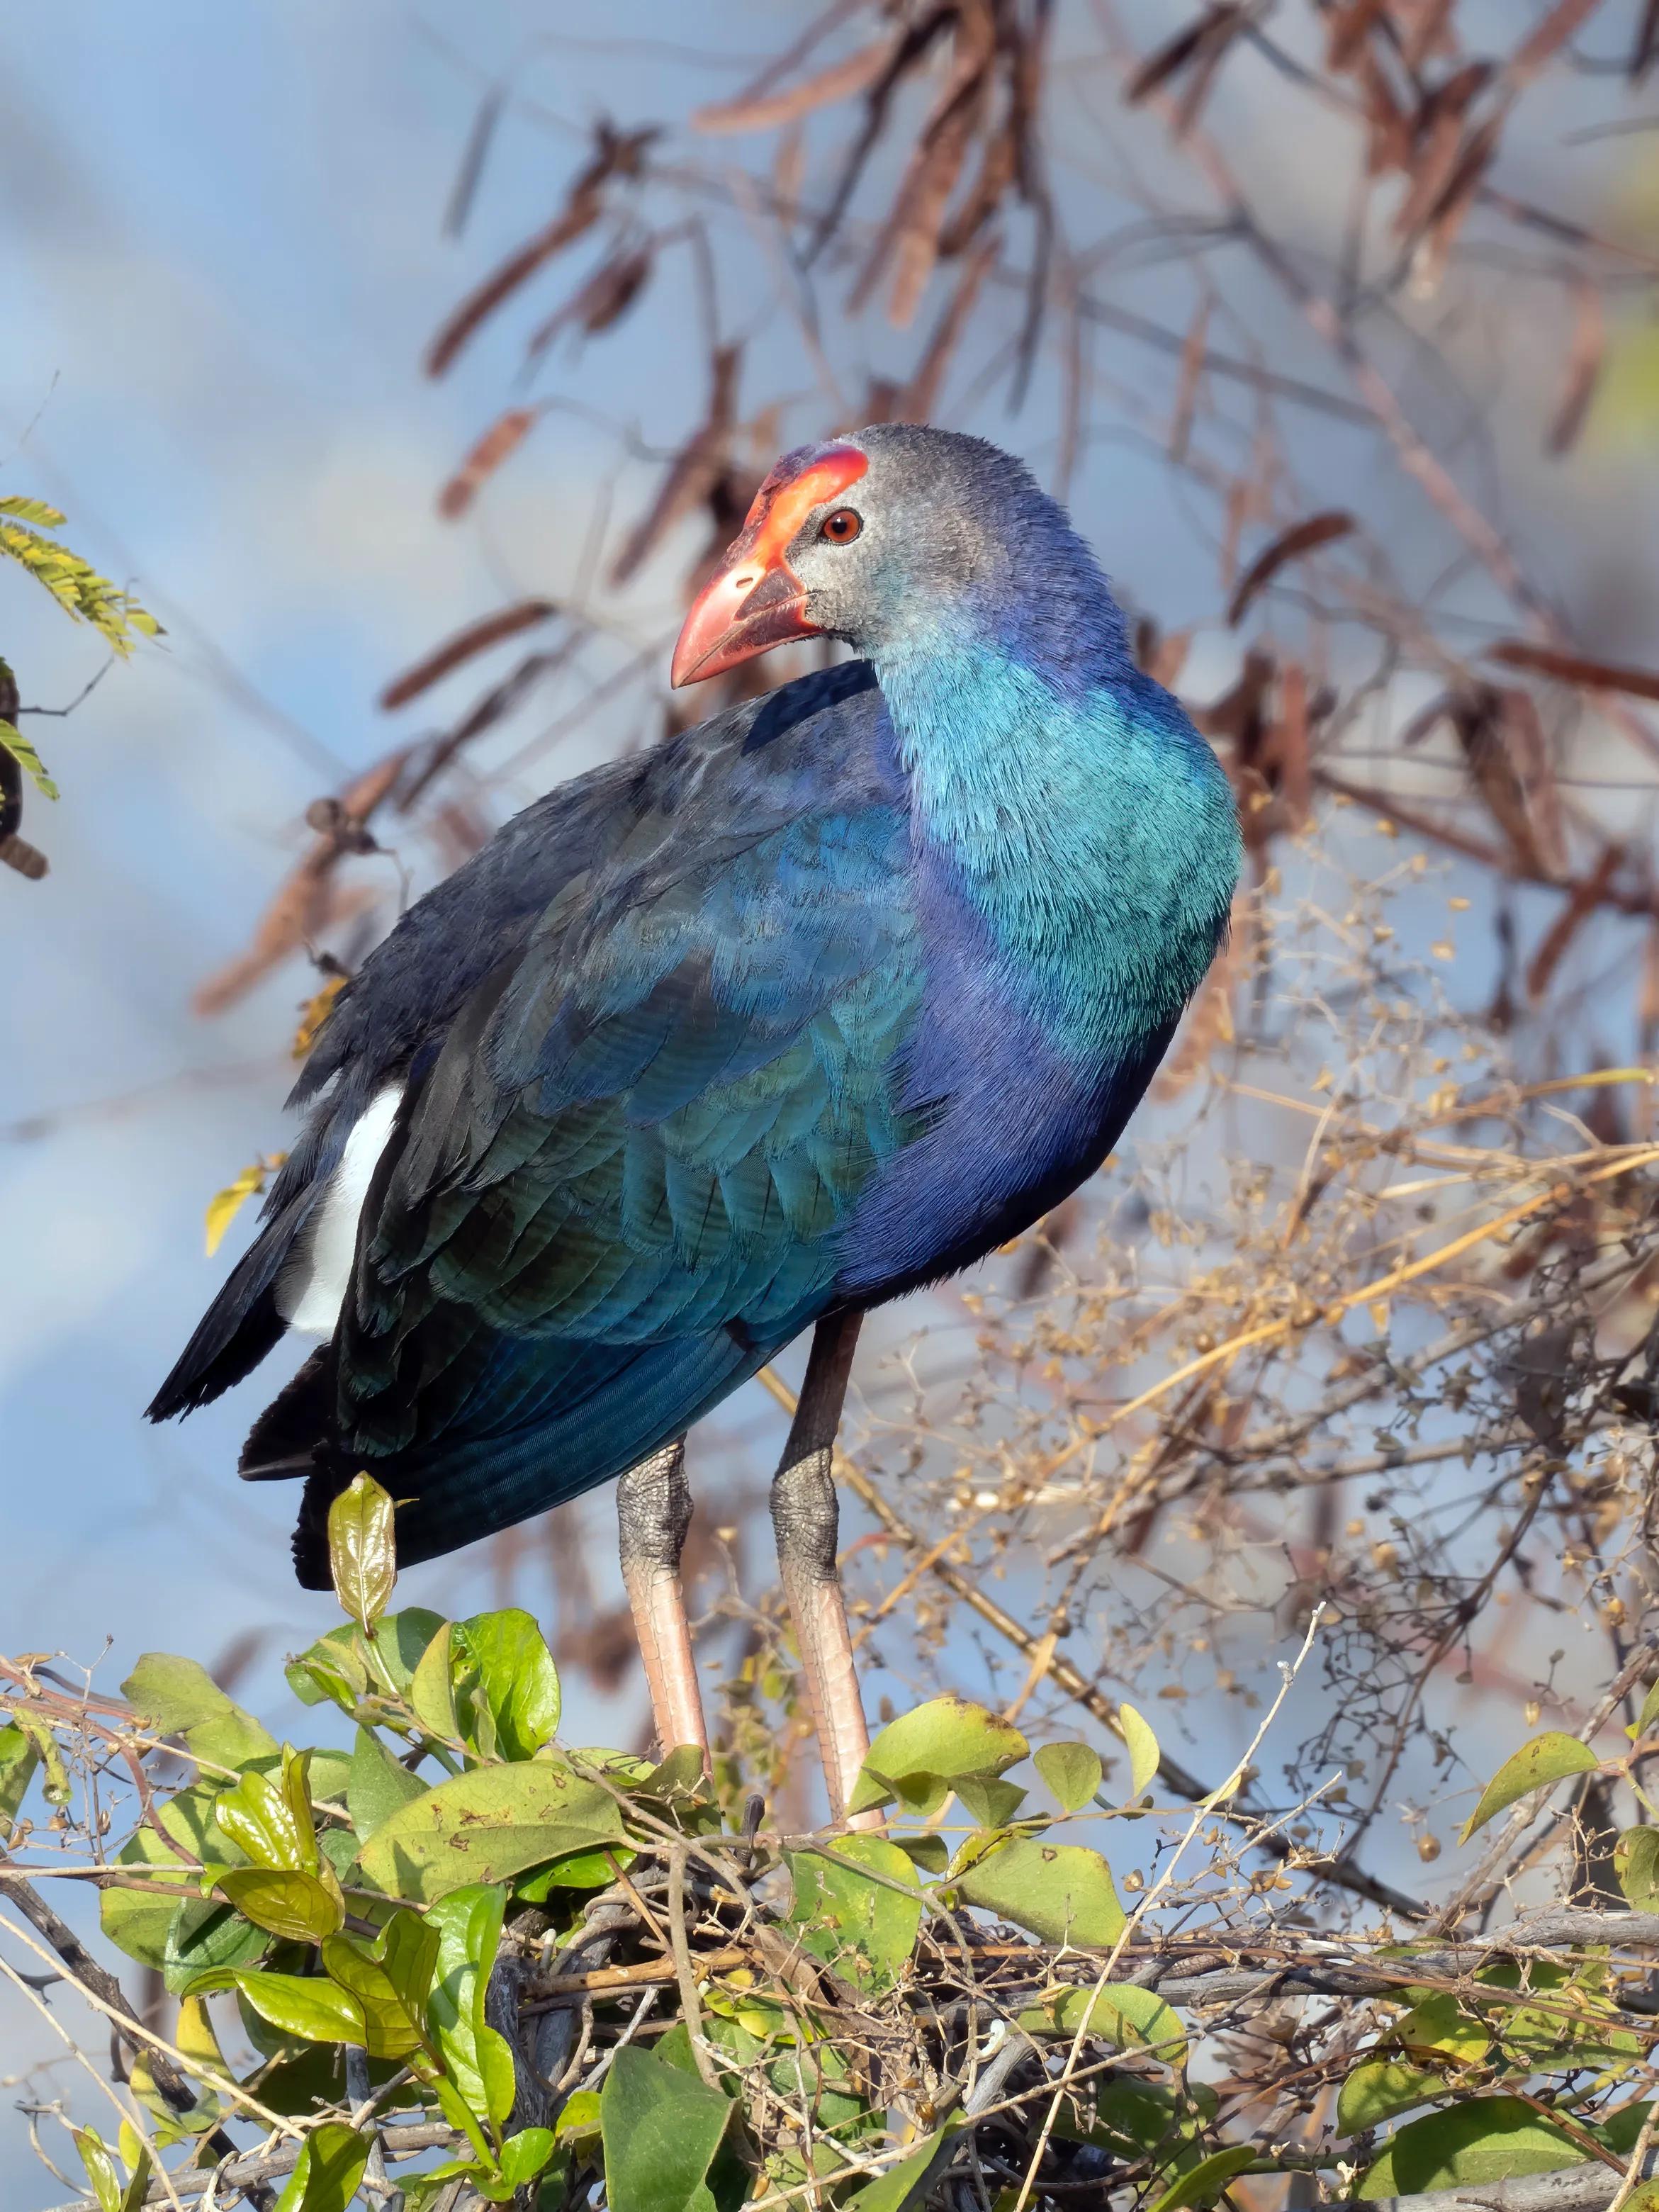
[499,2128,556,2185]
[0,1722,40,1840]
[1147,2145,1256,2212]
[1017,1981,1185,2064]
[215,1747,320,1872]
[0,718,57,800]
[1119,1704,1161,1801]
[1459,1732,1600,1842]
[426,1884,517,2132]
[1393,1991,1490,2066]
[410,1622,461,1741]
[452,1608,561,1761]
[219,1867,344,1944]
[328,1473,398,1632]
[1618,1827,1659,1911]
[123,1653,279,1772]
[1035,1741,1103,1814]
[1631,1678,1659,1741]
[223,1968,366,2048]
[843,2121,965,2210]
[953,1774,1028,1826]
[1358,2097,1586,2198]
[600,2046,732,2212]
[349,1725,428,1843]
[957,1838,1125,1946]
[99,1831,195,1970]
[321,1909,440,2062]
[358,1757,627,1903]
[786,1836,923,1992]
[849,1696,1028,1818]
[72,2127,123,2212]
[892,1833,950,1875]
[0,495,67,527]
[1338,2058,1447,2135]
[274,2121,371,2212]
[11,1709,72,1805]
[163,1896,269,1993]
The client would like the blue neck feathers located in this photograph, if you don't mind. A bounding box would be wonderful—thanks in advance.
[871,610,1241,1065]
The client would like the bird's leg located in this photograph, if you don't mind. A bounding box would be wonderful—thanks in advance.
[771,1312,875,1826]
[616,1442,709,1763]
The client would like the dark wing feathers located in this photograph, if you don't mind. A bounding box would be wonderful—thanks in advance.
[145,660,927,1583]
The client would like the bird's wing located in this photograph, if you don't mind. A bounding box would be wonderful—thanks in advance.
[316,772,925,1554]
[147,661,889,1422]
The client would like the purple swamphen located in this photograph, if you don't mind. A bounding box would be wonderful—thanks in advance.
[150,426,1242,1819]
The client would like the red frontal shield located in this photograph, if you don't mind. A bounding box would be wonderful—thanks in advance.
[670,442,868,687]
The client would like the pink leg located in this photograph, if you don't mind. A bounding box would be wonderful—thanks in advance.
[772,1314,876,1826]
[617,1443,709,1761]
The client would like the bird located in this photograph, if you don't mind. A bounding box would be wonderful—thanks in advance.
[148,425,1242,1822]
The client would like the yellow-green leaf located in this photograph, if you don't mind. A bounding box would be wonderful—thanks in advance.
[1034,1741,1103,1813]
[1458,1732,1600,1843]
[219,1866,344,1944]
[1356,2096,1585,2198]
[0,718,57,800]
[357,1758,627,1903]
[1018,1980,1186,2063]
[327,1473,398,1631]
[274,2120,370,2212]
[204,1157,283,1257]
[1147,2144,1256,2212]
[0,1722,40,1841]
[1338,2058,1446,2135]
[1618,1826,1659,1911]
[957,1838,1125,1947]
[1119,1704,1161,1800]
[849,1696,1028,1818]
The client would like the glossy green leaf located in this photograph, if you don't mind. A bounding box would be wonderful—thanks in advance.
[163,1896,269,1993]
[328,1473,398,1631]
[349,1725,427,1843]
[1035,1741,1103,1814]
[1017,1980,1185,2062]
[321,1909,440,2062]
[72,2127,123,2212]
[426,1884,517,2131]
[1458,1733,1599,1842]
[0,1722,40,1840]
[600,2045,731,2212]
[219,1867,344,1944]
[410,1622,461,1741]
[122,1652,278,1772]
[224,1968,366,2048]
[787,1836,922,1992]
[452,1608,561,1761]
[1393,1991,1490,2066]
[1147,2144,1256,2212]
[359,1757,626,1902]
[1338,2058,1447,2135]
[1358,2098,1587,2198]
[274,2121,371,2212]
[500,2128,556,2185]
[215,1747,319,1872]
[957,1838,1125,1946]
[1618,1826,1659,1911]
[849,1696,1028,1817]
[1631,1678,1659,1742]
[1119,1704,1161,1800]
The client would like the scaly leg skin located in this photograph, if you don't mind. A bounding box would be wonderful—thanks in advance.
[616,1442,709,1765]
[771,1313,878,1828]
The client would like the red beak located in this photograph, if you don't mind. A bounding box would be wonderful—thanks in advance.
[670,442,868,689]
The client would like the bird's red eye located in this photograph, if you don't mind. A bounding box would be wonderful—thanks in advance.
[819,507,862,543]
